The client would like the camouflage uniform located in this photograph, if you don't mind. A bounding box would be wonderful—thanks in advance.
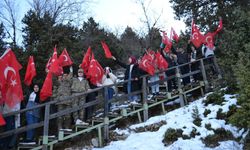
[56,73,73,130]
[71,77,90,122]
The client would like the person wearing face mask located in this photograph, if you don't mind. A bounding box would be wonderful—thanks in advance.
[112,56,140,102]
[71,68,90,125]
[23,84,41,143]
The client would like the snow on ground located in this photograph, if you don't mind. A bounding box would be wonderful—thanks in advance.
[92,93,244,150]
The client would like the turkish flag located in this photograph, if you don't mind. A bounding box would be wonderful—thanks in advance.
[171,27,179,42]
[0,49,23,108]
[215,18,223,34]
[139,53,155,75]
[58,48,73,67]
[156,51,168,70]
[191,20,204,48]
[45,57,52,72]
[203,32,216,49]
[50,47,63,76]
[0,113,6,126]
[162,31,172,53]
[24,56,37,86]
[40,72,53,101]
[101,41,113,58]
[87,54,104,85]
[81,46,92,74]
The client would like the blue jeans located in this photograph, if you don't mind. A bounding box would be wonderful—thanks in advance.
[150,75,160,94]
[26,112,39,140]
[106,88,114,111]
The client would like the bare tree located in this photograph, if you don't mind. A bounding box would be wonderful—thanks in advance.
[135,0,163,48]
[0,0,20,47]
[28,0,91,25]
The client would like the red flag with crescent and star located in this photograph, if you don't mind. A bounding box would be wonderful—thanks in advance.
[161,31,172,53]
[24,56,37,86]
[58,48,73,67]
[191,20,204,48]
[215,18,223,34]
[81,46,92,74]
[101,41,113,58]
[170,27,179,42]
[138,53,155,75]
[203,32,216,49]
[86,53,104,85]
[40,72,53,101]
[45,57,52,72]
[156,51,168,70]
[0,49,23,108]
[50,46,63,76]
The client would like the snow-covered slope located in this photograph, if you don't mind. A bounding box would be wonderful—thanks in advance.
[92,93,246,150]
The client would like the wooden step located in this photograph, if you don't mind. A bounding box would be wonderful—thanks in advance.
[38,135,57,145]
[108,112,120,118]
[75,124,91,131]
[18,143,39,150]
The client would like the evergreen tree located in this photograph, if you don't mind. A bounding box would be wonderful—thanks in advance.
[0,23,6,55]
[120,26,142,59]
[169,0,250,128]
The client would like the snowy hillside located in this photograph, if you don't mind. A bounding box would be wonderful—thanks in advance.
[92,92,248,150]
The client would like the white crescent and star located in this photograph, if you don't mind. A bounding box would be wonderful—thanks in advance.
[4,66,16,79]
[142,59,148,67]
[63,54,68,61]
[4,66,17,87]
[206,35,213,43]
[192,32,199,39]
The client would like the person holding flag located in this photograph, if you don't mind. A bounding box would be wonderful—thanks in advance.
[112,56,140,102]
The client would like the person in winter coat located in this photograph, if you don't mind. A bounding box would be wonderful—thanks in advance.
[56,67,73,130]
[202,44,217,75]
[161,49,177,92]
[175,47,191,86]
[102,67,117,99]
[187,41,203,82]
[112,56,140,102]
[101,67,118,110]
[25,84,41,142]
[71,68,90,125]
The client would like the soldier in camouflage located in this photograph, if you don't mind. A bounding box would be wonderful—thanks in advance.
[56,67,73,130]
[71,68,90,125]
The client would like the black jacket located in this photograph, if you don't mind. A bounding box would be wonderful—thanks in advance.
[115,60,141,93]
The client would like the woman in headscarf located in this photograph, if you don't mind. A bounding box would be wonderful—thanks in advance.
[112,56,140,102]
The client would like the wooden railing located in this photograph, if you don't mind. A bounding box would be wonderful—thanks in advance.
[0,56,222,150]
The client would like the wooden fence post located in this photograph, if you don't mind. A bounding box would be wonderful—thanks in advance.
[176,66,185,107]
[142,76,148,121]
[103,87,109,144]
[200,59,209,92]
[212,56,222,79]
[42,103,50,150]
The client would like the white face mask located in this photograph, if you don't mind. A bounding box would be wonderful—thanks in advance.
[78,77,83,81]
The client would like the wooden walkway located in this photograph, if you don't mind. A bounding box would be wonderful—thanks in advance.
[0,56,223,150]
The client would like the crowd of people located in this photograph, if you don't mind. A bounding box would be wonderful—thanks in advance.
[0,40,217,149]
